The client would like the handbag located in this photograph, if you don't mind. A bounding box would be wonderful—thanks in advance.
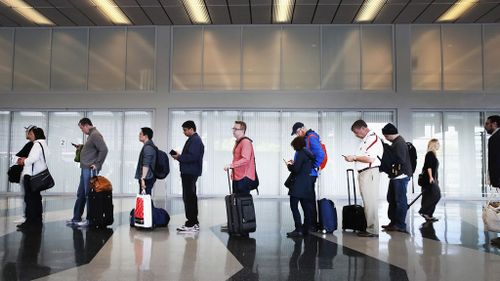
[26,143,55,192]
[418,172,429,187]
[7,164,23,183]
[284,173,295,188]
[483,190,500,232]
[90,171,112,192]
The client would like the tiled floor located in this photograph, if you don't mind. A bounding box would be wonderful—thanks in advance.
[0,196,499,280]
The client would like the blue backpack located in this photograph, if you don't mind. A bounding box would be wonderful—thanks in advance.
[147,144,170,179]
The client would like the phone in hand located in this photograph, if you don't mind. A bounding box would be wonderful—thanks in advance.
[169,149,178,156]
[71,143,79,147]
[283,158,288,165]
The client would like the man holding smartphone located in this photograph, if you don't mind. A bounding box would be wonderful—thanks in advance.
[171,120,204,233]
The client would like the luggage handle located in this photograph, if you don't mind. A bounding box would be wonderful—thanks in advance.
[346,169,357,205]
[226,169,233,195]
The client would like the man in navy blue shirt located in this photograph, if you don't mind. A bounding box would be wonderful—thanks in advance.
[172,120,205,233]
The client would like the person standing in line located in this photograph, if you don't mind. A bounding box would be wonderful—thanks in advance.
[484,115,500,246]
[291,122,325,232]
[224,121,257,194]
[381,123,412,233]
[344,120,383,237]
[172,121,204,233]
[418,138,442,222]
[135,127,157,195]
[67,118,108,227]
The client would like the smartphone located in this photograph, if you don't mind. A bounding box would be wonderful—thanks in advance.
[71,143,78,147]
[169,149,178,156]
[283,158,288,164]
[341,154,347,158]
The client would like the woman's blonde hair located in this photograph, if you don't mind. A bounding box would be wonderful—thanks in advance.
[427,138,440,154]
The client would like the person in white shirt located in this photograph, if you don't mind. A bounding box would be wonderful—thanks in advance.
[17,127,49,231]
[343,120,384,237]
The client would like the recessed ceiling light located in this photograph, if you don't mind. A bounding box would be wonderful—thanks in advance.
[355,0,386,23]
[0,0,54,25]
[437,0,478,22]
[89,0,131,25]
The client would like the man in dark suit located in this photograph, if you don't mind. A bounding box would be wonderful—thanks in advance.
[485,115,500,246]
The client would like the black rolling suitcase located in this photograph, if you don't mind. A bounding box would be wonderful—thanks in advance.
[225,170,256,235]
[88,189,114,228]
[342,169,367,232]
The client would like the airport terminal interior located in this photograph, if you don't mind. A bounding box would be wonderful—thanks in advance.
[1,1,500,280]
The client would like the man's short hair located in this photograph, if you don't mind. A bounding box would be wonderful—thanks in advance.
[78,118,93,127]
[351,120,368,131]
[487,115,500,127]
[235,121,247,133]
[182,120,196,132]
[141,127,153,139]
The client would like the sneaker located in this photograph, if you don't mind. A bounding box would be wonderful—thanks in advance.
[76,220,89,227]
[193,224,200,230]
[66,219,80,225]
[220,224,228,232]
[177,225,199,233]
[357,231,379,238]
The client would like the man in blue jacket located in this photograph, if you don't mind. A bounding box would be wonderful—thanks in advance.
[292,122,325,232]
[135,127,157,195]
[172,120,205,233]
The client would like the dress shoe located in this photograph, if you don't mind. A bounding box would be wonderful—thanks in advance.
[384,225,408,233]
[286,230,304,237]
[357,231,379,238]
[381,224,393,229]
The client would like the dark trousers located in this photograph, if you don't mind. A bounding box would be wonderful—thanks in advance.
[23,178,42,224]
[137,178,156,195]
[232,177,252,194]
[290,196,312,233]
[309,176,318,229]
[181,174,199,226]
[387,177,410,230]
[419,182,441,217]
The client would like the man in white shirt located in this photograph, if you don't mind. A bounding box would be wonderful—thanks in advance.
[344,120,383,237]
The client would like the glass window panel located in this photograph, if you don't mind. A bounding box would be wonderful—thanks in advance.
[122,111,152,194]
[242,112,281,195]
[9,112,48,192]
[13,29,50,91]
[203,27,241,90]
[282,27,320,90]
[88,28,126,91]
[442,25,482,91]
[51,29,88,91]
[87,112,123,192]
[322,26,360,90]
[412,112,444,183]
[126,28,155,91]
[411,25,441,90]
[0,30,13,91]
[484,25,500,91]
[361,26,393,90]
[0,111,9,191]
[172,27,202,90]
[46,112,84,193]
[242,27,281,90]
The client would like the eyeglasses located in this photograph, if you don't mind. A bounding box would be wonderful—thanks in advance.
[232,127,243,131]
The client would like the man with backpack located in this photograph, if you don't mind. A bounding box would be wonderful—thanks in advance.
[135,127,157,195]
[171,121,205,233]
[292,122,326,232]
[380,123,412,233]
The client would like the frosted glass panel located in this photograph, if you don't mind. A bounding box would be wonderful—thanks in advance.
[361,26,393,90]
[203,27,241,90]
[411,25,441,90]
[484,25,500,90]
[322,26,360,90]
[47,112,84,193]
[87,112,123,192]
[13,29,50,91]
[126,28,155,91]
[9,112,48,192]
[242,27,281,90]
[172,27,202,90]
[282,27,320,90]
[122,111,153,194]
[0,30,12,91]
[412,112,443,180]
[442,25,482,91]
[51,29,88,91]
[0,111,9,191]
[88,28,126,91]
[242,112,281,196]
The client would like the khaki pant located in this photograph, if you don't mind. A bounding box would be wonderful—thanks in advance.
[358,168,380,234]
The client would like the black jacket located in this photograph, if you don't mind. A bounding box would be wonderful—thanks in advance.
[391,136,413,178]
[287,149,315,200]
[489,131,500,187]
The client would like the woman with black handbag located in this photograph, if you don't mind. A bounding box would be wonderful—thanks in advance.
[17,127,49,231]
[419,138,442,222]
[285,136,315,237]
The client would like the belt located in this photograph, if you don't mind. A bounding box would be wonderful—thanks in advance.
[358,166,380,173]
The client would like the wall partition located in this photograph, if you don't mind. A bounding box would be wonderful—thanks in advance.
[169,110,394,198]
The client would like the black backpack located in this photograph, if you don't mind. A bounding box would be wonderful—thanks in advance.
[147,144,170,179]
[406,142,417,174]
[379,141,417,177]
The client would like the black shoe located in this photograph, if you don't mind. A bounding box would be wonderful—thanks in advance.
[381,224,393,229]
[16,221,42,232]
[357,231,379,238]
[286,230,304,237]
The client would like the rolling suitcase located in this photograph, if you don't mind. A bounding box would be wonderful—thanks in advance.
[342,169,367,232]
[87,189,114,228]
[225,170,256,235]
[317,198,338,233]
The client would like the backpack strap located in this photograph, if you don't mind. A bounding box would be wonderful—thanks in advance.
[32,142,47,175]
[365,133,379,168]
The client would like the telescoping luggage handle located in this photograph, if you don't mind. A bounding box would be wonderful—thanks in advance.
[346,169,357,205]
[226,169,232,195]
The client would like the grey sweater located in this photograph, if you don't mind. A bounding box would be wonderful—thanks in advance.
[80,127,108,170]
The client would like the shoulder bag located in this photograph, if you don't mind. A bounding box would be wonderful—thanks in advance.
[25,142,55,192]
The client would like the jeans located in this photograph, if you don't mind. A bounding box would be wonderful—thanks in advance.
[387,177,410,230]
[232,177,252,194]
[181,174,199,227]
[72,168,92,222]
[138,178,156,195]
[290,196,312,233]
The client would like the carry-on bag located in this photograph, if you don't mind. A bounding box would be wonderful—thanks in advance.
[134,192,153,229]
[87,189,114,228]
[225,170,256,235]
[317,198,338,233]
[130,206,170,228]
[342,169,367,232]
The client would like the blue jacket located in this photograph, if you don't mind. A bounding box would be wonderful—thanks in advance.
[135,140,157,180]
[288,149,315,199]
[178,133,204,176]
[305,130,325,177]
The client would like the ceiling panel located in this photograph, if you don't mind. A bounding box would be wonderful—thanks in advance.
[476,4,500,23]
[228,3,251,24]
[0,14,17,26]
[160,1,191,25]
[37,7,76,25]
[47,0,75,8]
[393,2,430,23]
[331,1,363,24]
[312,0,341,24]
[207,5,231,24]
[250,0,271,24]
[121,7,152,25]
[413,1,453,23]
[142,6,171,24]
[457,3,499,23]
[374,0,409,24]
[114,0,140,6]
[58,8,95,25]
[71,0,113,25]
[0,7,37,26]
[137,0,163,7]
[292,2,317,24]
